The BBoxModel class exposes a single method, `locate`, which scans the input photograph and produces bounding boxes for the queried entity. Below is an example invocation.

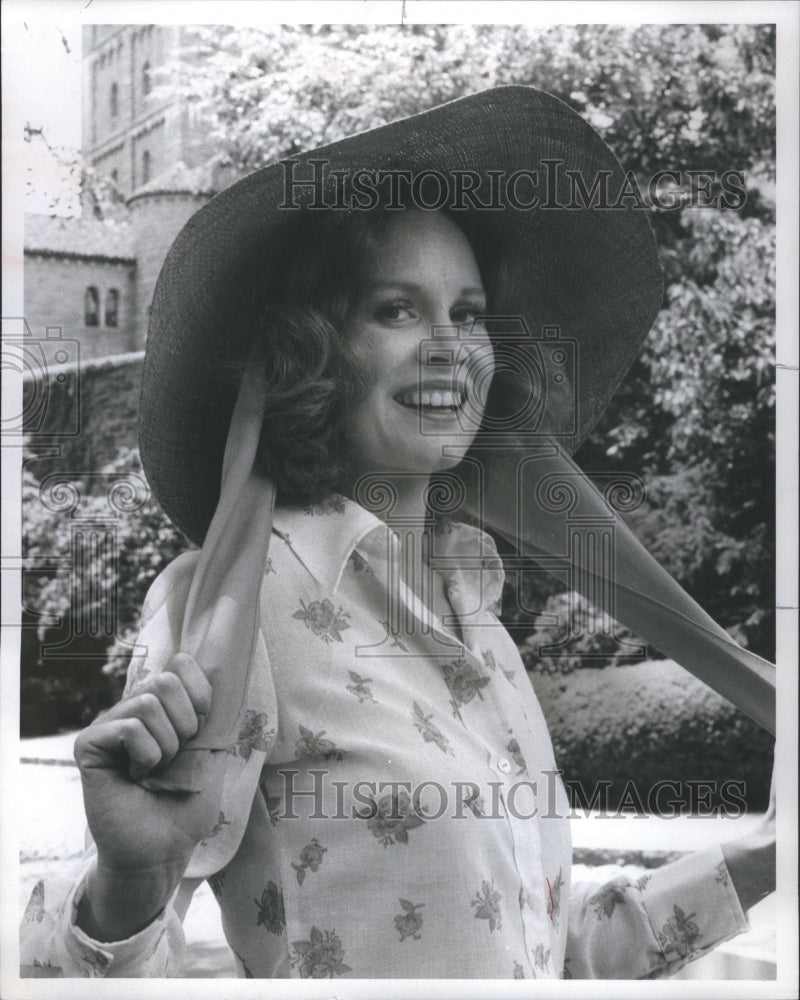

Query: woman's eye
[451,302,486,325]
[374,300,415,322]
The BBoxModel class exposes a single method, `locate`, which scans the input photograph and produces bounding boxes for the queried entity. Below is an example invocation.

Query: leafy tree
[164,24,774,186]
[24,123,128,220]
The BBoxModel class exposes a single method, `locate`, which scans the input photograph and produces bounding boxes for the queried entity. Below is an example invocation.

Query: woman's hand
[73,653,223,941]
[720,765,776,912]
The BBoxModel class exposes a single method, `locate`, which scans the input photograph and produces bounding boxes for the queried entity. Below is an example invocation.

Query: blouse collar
[271,493,505,617]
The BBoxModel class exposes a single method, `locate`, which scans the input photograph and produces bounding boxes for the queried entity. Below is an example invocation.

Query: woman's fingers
[114,660,210,738]
[75,657,212,777]
[80,692,180,770]
[104,682,191,746]
[166,652,212,727]
[75,717,164,774]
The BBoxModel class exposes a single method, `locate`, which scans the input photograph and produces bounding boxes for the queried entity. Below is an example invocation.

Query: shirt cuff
[639,843,750,977]
[59,869,175,977]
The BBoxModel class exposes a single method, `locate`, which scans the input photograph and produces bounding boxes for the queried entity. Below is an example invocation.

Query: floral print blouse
[20,496,748,978]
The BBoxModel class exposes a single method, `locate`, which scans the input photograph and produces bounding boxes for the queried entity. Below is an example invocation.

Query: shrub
[21,447,191,734]
[518,590,651,674]
[532,659,773,812]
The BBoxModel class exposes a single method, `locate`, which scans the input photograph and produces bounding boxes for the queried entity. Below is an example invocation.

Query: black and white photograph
[2,2,797,995]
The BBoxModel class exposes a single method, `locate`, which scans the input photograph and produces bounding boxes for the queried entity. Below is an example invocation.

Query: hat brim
[141,85,663,545]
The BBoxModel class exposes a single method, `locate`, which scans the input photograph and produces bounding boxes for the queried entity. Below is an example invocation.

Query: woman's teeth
[395,389,464,409]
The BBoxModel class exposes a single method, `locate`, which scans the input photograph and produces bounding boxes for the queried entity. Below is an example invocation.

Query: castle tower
[81,25,225,348]
[126,162,218,347]
[81,25,217,202]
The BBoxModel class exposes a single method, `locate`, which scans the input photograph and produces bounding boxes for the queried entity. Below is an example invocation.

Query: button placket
[381,524,562,973]
[502,776,554,979]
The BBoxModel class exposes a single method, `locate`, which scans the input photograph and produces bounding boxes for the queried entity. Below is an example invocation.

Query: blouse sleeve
[21,551,206,979]
[20,842,201,977]
[565,844,749,979]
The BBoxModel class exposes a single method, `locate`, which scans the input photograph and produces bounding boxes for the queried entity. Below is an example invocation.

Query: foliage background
[23,23,775,801]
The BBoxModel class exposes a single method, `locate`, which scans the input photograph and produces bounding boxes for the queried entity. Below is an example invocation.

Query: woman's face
[343,210,495,482]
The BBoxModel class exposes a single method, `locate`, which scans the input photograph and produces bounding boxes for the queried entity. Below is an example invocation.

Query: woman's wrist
[720,833,776,913]
[76,857,188,943]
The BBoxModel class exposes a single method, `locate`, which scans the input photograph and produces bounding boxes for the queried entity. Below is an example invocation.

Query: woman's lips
[393,387,465,410]
[392,375,469,413]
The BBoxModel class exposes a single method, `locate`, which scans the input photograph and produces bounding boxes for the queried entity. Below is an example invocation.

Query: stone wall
[24,351,145,481]
[24,254,137,361]
[24,189,213,357]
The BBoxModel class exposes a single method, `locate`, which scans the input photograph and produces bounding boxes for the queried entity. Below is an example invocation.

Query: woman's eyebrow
[366,281,486,299]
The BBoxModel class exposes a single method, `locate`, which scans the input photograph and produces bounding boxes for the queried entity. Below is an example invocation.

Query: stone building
[23,215,137,358]
[81,24,216,201]
[23,25,219,360]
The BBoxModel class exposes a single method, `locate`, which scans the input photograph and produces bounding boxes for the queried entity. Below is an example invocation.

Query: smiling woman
[341,211,494,486]
[238,206,513,510]
[20,85,775,981]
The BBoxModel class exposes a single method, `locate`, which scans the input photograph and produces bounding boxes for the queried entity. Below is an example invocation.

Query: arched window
[84,287,100,327]
[142,150,151,185]
[110,82,118,117]
[105,288,119,328]
[142,60,151,97]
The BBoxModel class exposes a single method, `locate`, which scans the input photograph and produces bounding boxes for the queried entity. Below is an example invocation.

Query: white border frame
[2,3,797,998]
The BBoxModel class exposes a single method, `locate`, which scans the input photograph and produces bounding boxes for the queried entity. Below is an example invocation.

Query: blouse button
[497,757,512,774]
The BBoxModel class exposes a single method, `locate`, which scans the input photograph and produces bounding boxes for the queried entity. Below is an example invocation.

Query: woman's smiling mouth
[393,381,466,414]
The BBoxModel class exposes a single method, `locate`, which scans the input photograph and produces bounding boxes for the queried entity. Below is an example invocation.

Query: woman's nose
[422,304,474,350]
[425,347,453,365]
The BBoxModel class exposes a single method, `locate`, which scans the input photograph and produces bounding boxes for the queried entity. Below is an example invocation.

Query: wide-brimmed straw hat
[132,86,772,838]
[141,85,663,547]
